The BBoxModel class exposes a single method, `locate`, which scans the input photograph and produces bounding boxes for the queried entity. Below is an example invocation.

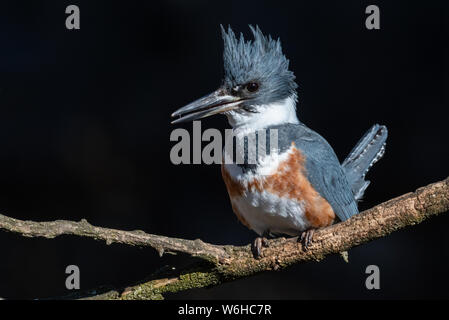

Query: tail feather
[342,124,388,200]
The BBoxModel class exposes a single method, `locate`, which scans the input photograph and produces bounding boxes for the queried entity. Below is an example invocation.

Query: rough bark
[1,177,448,300]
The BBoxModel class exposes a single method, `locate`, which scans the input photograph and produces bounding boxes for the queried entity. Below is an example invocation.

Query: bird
[171,25,388,258]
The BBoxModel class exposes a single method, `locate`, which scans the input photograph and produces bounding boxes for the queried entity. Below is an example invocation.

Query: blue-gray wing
[269,123,358,221]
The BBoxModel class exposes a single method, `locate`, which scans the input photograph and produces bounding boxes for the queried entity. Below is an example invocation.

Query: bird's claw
[252,236,269,259]
[299,229,315,251]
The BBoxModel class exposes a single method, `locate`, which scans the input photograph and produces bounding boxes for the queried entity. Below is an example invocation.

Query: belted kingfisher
[171,26,387,257]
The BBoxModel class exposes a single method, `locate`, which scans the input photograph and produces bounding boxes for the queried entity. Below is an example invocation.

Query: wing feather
[269,123,358,221]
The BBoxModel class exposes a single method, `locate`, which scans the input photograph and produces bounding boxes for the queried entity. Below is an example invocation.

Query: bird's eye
[246,82,259,93]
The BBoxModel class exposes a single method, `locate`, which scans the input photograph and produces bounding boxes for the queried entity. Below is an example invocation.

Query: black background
[0,0,447,299]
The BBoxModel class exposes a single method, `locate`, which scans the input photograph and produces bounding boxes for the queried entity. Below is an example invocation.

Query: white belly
[223,145,311,236]
[230,187,311,236]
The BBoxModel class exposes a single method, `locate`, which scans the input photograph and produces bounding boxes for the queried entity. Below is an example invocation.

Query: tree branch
[1,177,448,300]
[0,215,228,260]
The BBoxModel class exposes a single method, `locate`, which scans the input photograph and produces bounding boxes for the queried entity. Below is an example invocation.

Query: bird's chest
[221,146,335,236]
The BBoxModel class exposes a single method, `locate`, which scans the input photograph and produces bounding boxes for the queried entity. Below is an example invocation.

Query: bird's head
[172,25,299,130]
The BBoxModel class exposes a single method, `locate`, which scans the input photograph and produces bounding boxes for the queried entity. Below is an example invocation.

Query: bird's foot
[251,236,269,259]
[299,229,315,251]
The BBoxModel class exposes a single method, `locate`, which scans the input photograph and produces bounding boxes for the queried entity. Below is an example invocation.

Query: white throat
[225,94,299,134]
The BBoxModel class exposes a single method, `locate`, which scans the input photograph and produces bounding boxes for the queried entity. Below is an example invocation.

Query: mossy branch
[1,177,448,300]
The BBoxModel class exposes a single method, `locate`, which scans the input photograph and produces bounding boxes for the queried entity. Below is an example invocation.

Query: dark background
[0,0,447,299]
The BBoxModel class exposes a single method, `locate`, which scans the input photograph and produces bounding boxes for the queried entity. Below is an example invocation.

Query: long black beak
[171,88,245,124]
